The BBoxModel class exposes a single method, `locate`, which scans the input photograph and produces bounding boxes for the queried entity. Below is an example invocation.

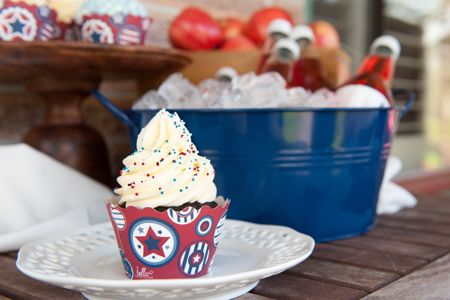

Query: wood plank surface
[286,258,399,292]
[332,236,448,260]
[367,225,450,248]
[252,273,367,300]
[381,208,450,226]
[414,196,450,215]
[312,243,427,275]
[235,294,275,300]
[379,217,450,236]
[363,253,450,299]
[0,256,83,300]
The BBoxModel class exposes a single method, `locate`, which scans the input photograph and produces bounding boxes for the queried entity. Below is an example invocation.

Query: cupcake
[48,0,83,40]
[0,0,60,41]
[107,109,229,279]
[75,0,150,45]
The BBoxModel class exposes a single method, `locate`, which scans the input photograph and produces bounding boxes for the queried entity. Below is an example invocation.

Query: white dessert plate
[17,220,314,300]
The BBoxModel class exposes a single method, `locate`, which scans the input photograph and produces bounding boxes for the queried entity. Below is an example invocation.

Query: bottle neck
[262,33,287,52]
[295,38,312,52]
[272,47,297,65]
[357,54,395,84]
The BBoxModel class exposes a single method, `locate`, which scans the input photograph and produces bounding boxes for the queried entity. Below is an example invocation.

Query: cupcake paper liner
[0,0,62,41]
[106,197,229,279]
[79,13,150,45]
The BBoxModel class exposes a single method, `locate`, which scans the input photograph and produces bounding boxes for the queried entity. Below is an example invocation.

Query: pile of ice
[132,72,390,110]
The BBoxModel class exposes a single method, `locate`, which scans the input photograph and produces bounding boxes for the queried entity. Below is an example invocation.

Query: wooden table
[2,185,450,299]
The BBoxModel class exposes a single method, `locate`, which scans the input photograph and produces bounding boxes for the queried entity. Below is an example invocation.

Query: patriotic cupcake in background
[107,109,229,279]
[0,0,60,41]
[75,0,150,45]
[48,0,83,40]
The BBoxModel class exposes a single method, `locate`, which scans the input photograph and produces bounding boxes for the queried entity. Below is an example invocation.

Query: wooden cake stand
[0,41,191,186]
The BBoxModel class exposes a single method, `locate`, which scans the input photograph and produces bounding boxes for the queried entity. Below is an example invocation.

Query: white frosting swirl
[115,109,217,208]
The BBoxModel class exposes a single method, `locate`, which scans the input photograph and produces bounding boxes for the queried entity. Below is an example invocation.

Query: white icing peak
[115,109,217,208]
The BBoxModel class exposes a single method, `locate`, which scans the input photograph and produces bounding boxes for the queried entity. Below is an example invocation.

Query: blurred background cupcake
[48,0,83,40]
[0,0,59,41]
[75,0,150,45]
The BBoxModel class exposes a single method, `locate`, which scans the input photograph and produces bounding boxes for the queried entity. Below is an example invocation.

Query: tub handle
[393,89,415,119]
[92,89,138,131]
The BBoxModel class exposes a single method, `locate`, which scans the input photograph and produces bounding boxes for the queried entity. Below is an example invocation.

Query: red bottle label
[291,58,332,92]
[357,55,394,85]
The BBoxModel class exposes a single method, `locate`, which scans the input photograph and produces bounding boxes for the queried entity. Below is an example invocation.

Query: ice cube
[303,88,334,107]
[211,85,245,108]
[334,85,390,108]
[241,72,288,108]
[198,78,230,107]
[283,87,311,107]
[157,73,206,109]
[132,90,167,110]
[235,72,257,88]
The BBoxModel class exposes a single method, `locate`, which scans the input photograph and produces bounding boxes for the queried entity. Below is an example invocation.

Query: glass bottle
[290,25,333,91]
[257,19,293,74]
[344,35,401,103]
[259,38,300,84]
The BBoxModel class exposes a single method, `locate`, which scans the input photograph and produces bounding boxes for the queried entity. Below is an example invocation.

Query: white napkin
[377,156,417,214]
[0,144,113,251]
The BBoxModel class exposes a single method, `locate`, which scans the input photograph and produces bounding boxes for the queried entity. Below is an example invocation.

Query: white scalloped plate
[17,220,314,300]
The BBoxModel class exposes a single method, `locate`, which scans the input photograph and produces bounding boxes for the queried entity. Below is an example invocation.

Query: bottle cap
[267,19,293,39]
[291,25,315,44]
[272,38,300,63]
[215,67,238,82]
[370,35,401,60]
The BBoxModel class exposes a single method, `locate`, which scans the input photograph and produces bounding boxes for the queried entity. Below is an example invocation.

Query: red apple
[221,35,257,51]
[169,7,223,50]
[218,17,245,41]
[309,20,340,48]
[243,7,294,47]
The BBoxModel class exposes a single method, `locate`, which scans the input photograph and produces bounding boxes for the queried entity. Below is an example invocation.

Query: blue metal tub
[96,91,408,242]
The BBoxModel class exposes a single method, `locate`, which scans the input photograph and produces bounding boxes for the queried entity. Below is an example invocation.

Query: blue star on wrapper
[90,31,102,43]
[136,226,170,258]
[11,19,25,34]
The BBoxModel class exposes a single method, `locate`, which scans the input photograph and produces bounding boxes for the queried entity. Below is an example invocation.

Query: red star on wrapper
[136,227,170,258]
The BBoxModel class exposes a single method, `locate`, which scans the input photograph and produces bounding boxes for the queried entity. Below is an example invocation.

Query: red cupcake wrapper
[106,198,229,279]
[56,21,78,41]
[80,14,151,45]
[0,0,62,41]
